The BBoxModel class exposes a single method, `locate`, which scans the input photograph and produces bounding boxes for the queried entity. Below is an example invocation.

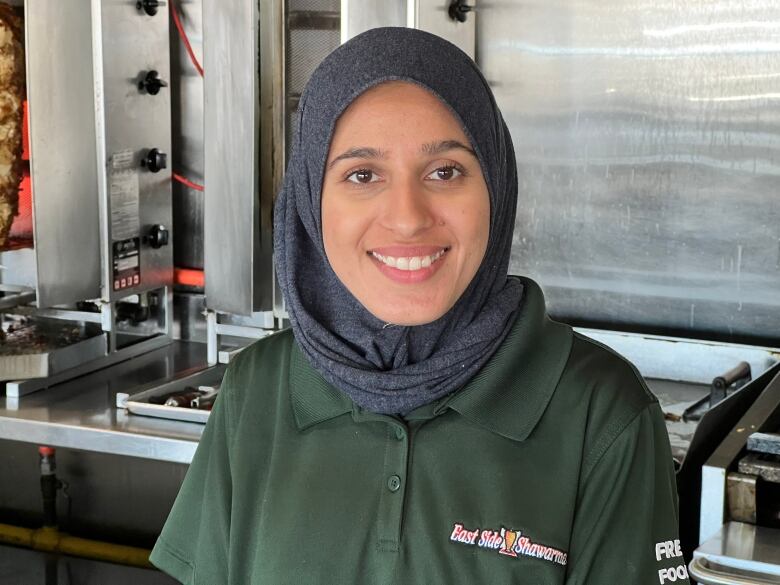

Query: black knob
[141,148,167,173]
[148,225,169,249]
[138,70,167,95]
[448,0,474,22]
[136,0,162,16]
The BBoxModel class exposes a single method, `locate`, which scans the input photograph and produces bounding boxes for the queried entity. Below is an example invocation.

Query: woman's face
[321,81,490,326]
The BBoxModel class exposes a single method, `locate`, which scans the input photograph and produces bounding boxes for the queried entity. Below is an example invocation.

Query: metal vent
[285,2,340,157]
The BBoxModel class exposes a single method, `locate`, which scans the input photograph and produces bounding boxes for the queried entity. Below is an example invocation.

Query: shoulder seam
[581,402,654,484]
[572,331,659,404]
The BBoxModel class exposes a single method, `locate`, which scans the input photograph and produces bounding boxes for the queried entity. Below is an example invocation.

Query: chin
[366,300,450,327]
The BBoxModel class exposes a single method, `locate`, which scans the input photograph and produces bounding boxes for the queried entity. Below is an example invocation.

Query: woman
[151,27,688,584]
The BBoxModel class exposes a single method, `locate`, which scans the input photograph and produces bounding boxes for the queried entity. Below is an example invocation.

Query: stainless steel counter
[0,337,705,466]
[0,342,208,464]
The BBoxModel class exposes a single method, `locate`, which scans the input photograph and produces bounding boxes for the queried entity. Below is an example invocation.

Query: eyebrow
[327,147,386,170]
[326,139,477,171]
[420,139,477,158]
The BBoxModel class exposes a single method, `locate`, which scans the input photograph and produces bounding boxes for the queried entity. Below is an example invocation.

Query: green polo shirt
[151,278,689,585]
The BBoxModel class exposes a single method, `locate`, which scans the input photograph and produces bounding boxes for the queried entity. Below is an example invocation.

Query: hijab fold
[274,27,523,414]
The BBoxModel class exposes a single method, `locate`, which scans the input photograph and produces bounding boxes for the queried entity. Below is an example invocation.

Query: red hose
[170,0,203,77]
[173,172,204,192]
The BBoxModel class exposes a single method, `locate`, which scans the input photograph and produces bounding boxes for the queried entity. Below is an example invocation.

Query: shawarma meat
[0,4,24,248]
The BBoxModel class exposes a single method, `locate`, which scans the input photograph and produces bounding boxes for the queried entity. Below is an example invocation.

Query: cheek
[321,192,346,268]
[321,191,371,272]
[456,197,490,266]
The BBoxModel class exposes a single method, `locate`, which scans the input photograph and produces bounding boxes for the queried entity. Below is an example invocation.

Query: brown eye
[347,169,377,184]
[426,165,463,182]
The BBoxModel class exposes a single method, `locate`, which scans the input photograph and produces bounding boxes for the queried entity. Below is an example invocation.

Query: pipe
[0,446,153,569]
[0,523,153,568]
[39,446,57,527]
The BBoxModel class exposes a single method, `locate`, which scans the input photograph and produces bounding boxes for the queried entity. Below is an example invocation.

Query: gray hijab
[274,27,523,415]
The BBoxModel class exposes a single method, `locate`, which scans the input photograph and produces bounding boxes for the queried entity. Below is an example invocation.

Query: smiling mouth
[369,248,450,271]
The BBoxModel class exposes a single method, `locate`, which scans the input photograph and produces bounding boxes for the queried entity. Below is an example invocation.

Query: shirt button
[387,475,402,492]
[394,427,405,440]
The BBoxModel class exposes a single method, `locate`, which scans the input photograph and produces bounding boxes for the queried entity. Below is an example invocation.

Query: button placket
[377,423,408,553]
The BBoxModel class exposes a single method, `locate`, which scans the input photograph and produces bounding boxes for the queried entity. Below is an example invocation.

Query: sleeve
[149,384,234,585]
[564,402,690,585]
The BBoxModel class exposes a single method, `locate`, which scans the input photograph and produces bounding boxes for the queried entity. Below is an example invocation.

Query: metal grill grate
[285,4,340,157]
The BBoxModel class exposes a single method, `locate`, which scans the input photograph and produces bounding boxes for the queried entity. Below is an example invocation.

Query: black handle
[138,70,168,95]
[136,0,165,16]
[141,148,167,173]
[710,361,752,404]
[148,224,170,249]
[449,0,474,23]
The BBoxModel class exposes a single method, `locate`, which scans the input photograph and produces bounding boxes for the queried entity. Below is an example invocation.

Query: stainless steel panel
[0,440,188,550]
[203,0,269,314]
[173,291,207,341]
[95,0,173,300]
[0,247,35,289]
[170,0,204,270]
[25,0,101,307]
[476,0,780,345]
[0,341,206,463]
[341,0,405,42]
[692,522,780,583]
[580,328,779,384]
[412,0,475,59]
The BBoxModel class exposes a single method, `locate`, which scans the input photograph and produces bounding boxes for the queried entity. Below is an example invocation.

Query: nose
[379,177,435,237]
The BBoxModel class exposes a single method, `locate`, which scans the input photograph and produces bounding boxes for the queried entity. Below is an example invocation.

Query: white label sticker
[111,149,135,170]
[110,170,140,241]
[116,256,139,272]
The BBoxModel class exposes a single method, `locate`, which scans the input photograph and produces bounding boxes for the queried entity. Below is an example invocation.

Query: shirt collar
[289,277,573,441]
[437,277,573,441]
[289,344,353,430]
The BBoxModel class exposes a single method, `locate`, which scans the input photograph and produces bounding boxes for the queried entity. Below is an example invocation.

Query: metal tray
[119,364,227,424]
[0,327,107,381]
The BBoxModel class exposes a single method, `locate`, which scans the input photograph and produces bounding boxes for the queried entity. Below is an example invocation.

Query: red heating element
[9,99,32,241]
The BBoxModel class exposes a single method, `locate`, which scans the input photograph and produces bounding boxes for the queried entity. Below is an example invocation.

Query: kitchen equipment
[0,0,174,396]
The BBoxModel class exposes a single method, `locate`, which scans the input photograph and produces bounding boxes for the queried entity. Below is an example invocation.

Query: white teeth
[371,249,447,271]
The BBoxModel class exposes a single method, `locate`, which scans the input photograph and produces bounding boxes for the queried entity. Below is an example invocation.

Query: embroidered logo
[449,523,568,567]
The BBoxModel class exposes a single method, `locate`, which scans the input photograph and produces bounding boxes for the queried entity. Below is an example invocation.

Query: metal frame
[699,368,780,543]
[205,310,276,365]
